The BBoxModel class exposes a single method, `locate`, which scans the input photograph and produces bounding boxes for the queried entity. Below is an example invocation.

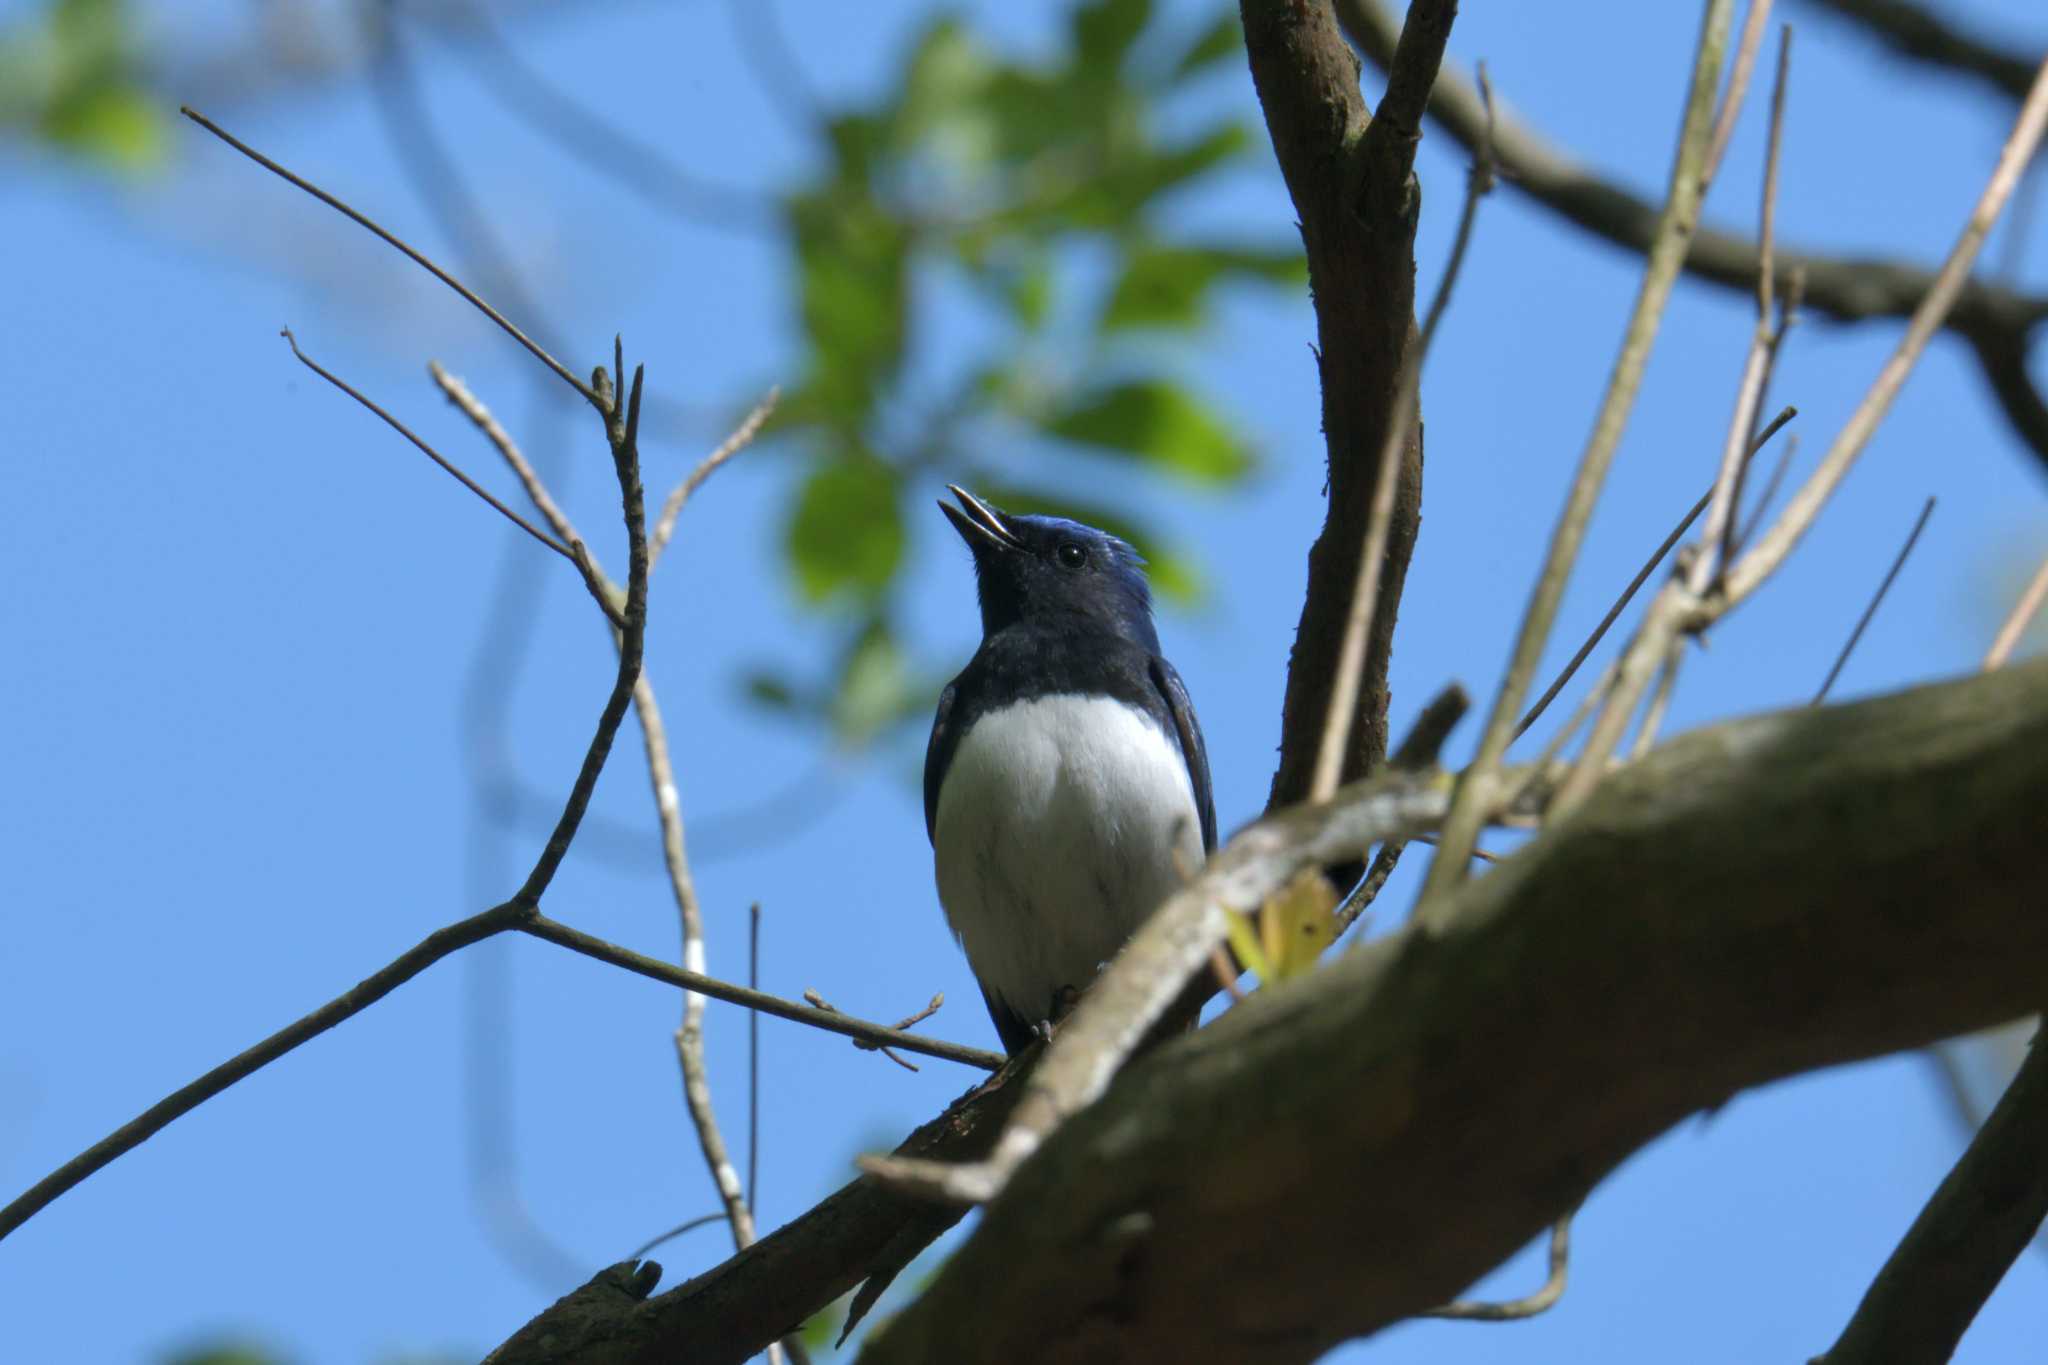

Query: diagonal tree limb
[482,1057,1036,1365]
[1334,0,2048,477]
[863,659,2048,1365]
[1811,548,2048,1364]
[1813,1028,2048,1365]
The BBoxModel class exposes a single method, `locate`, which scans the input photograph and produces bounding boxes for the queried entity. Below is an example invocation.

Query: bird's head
[939,485,1158,646]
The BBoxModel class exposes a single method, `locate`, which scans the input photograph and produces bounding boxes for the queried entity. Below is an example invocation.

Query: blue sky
[2,1,2045,1361]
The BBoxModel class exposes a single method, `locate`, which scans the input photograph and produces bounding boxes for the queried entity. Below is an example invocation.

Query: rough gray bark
[862,659,2048,1363]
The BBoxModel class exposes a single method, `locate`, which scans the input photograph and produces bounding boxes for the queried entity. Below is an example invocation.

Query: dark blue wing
[1149,656,1217,853]
[922,679,959,842]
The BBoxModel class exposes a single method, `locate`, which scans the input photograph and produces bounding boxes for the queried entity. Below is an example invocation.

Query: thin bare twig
[1732,431,1798,557]
[518,918,999,1068]
[1813,496,1936,704]
[1704,0,1777,185]
[0,902,525,1243]
[1209,945,1250,1002]
[1,344,657,1244]
[1984,551,2048,669]
[1725,58,2048,603]
[1337,0,2048,477]
[1529,656,1620,776]
[650,388,779,571]
[1423,1210,1576,1320]
[1333,840,1405,938]
[748,903,762,1234]
[443,360,772,1258]
[652,673,756,1254]
[281,331,571,562]
[1687,25,1795,596]
[1422,0,1740,912]
[1628,640,1684,762]
[1514,484,1710,742]
[629,1211,728,1261]
[429,361,626,628]
[181,106,599,408]
[803,990,947,1072]
[1310,63,1497,801]
[1556,55,2048,813]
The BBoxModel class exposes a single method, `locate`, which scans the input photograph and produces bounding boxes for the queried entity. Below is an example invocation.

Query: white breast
[933,693,1204,1030]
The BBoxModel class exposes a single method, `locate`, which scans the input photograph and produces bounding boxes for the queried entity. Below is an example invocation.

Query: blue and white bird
[924,486,1217,1054]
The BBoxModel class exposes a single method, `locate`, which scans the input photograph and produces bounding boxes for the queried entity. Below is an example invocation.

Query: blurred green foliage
[761,0,1299,747]
[163,1348,285,1365]
[2,0,1294,751]
[0,0,164,170]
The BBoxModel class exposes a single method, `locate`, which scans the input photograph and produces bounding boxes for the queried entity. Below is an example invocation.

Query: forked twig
[1,340,655,1244]
[1555,55,2048,813]
[432,361,779,1257]
[283,331,573,564]
[1687,25,1795,596]
[1422,0,1741,909]
[804,990,947,1072]
[1724,60,2048,604]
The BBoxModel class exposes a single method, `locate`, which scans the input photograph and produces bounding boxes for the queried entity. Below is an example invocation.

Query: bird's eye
[1056,542,1087,569]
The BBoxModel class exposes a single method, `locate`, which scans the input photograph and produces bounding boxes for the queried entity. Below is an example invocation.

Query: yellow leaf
[1222,906,1271,985]
[1259,869,1337,981]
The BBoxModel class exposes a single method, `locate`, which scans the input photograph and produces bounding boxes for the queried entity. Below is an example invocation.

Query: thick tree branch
[1243,0,1454,812]
[863,660,2048,1364]
[1335,0,2048,477]
[1814,1028,2048,1365]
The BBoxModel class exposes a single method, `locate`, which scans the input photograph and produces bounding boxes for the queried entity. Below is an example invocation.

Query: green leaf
[1100,243,1303,332]
[1101,246,1217,332]
[42,78,161,169]
[1002,253,1054,330]
[786,455,904,602]
[799,1297,847,1351]
[787,187,910,429]
[897,17,991,141]
[1134,120,1251,200]
[829,620,911,745]
[1072,0,1153,76]
[1,0,166,171]
[741,671,802,710]
[1169,12,1244,79]
[1043,380,1252,484]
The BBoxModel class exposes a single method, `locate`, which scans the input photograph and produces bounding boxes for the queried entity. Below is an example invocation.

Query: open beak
[939,484,1022,554]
